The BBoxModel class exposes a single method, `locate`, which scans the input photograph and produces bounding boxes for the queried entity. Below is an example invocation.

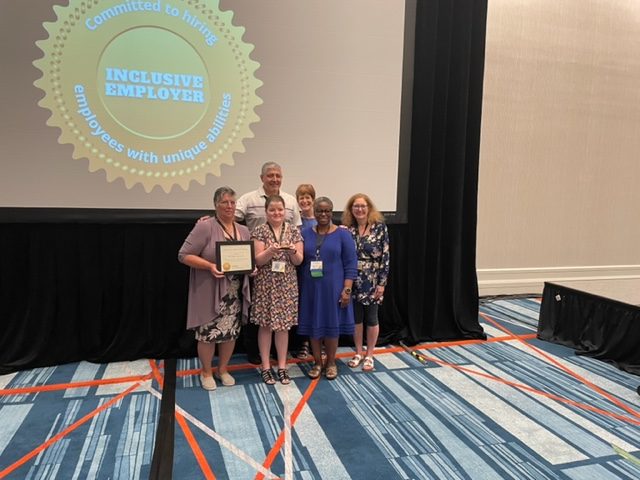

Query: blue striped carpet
[1,298,639,479]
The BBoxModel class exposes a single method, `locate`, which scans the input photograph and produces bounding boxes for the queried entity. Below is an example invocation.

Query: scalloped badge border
[33,0,262,192]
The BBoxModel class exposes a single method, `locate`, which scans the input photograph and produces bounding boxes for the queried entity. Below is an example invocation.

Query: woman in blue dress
[342,193,390,373]
[298,197,357,380]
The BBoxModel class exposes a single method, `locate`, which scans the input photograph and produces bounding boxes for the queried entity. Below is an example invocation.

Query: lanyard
[216,218,238,241]
[268,222,286,244]
[315,229,328,259]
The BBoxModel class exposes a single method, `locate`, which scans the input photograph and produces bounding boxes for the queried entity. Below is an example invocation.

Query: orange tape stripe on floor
[176,412,216,480]
[479,312,640,419]
[175,334,533,379]
[353,334,538,358]
[255,378,320,480]
[0,374,152,396]
[0,380,145,479]
[411,349,640,426]
[155,359,217,479]
[148,359,164,386]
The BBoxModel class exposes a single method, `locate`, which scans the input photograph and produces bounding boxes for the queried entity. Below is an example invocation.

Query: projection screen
[0,0,414,221]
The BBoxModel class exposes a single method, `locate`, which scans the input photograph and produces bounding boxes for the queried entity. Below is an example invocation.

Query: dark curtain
[401,0,487,341]
[0,0,488,373]
[0,223,195,374]
[538,283,640,375]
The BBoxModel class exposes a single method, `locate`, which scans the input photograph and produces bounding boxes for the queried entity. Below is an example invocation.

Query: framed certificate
[216,240,255,274]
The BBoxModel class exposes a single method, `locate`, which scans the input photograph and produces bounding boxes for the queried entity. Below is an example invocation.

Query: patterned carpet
[1,298,639,479]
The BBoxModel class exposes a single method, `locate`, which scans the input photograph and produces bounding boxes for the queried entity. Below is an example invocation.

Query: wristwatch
[343,287,352,294]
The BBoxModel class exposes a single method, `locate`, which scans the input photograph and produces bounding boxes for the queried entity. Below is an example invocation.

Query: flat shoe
[200,374,217,391]
[325,364,338,380]
[216,371,235,386]
[348,354,363,368]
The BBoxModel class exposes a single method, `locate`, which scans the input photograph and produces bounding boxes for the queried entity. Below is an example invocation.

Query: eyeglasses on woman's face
[352,204,368,210]
[314,208,332,215]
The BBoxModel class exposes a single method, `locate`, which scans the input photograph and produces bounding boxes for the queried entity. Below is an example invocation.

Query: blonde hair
[341,193,384,227]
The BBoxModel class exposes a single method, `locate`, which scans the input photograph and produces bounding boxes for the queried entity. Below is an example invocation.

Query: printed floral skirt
[194,276,242,344]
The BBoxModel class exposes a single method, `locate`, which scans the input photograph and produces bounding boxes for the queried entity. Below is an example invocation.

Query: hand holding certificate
[216,240,255,274]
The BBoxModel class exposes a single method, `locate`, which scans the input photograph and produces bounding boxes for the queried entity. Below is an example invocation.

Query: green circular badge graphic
[34,0,262,192]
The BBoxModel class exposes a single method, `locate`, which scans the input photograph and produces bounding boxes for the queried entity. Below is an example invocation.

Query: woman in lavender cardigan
[178,186,251,391]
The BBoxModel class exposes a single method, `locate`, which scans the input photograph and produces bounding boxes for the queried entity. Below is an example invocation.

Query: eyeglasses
[352,204,368,209]
[315,209,332,215]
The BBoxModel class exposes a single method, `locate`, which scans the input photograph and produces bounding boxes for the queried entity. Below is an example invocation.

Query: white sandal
[362,356,375,372]
[348,354,363,368]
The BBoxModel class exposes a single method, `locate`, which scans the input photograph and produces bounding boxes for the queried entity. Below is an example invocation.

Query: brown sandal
[261,369,276,385]
[296,342,310,359]
[325,364,338,380]
[308,363,322,379]
[277,368,291,385]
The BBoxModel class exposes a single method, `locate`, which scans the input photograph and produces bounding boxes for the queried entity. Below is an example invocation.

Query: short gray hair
[314,196,333,210]
[261,162,282,175]
[213,186,235,205]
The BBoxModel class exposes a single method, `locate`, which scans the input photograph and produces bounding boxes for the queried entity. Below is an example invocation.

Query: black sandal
[261,369,275,385]
[296,342,310,359]
[277,368,291,385]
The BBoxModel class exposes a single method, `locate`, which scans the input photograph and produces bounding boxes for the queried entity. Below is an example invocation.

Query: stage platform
[538,282,640,375]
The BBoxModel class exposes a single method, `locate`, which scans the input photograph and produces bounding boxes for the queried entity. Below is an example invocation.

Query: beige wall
[477,0,640,303]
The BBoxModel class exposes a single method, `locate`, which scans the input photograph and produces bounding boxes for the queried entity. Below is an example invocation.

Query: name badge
[272,261,286,273]
[310,260,323,278]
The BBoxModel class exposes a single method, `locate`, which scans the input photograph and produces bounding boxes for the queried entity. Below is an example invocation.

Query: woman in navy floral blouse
[341,193,390,372]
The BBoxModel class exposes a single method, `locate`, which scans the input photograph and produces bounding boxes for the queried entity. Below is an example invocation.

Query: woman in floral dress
[251,195,304,384]
[342,193,390,373]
